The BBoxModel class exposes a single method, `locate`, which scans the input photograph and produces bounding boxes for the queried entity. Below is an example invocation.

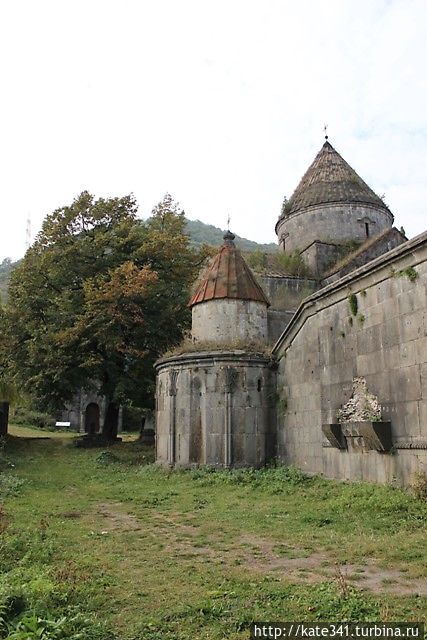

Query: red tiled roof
[189,231,270,308]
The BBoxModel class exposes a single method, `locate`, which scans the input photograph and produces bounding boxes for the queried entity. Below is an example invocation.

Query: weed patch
[189,465,308,492]
[412,471,427,501]
[95,451,121,466]
[0,474,26,498]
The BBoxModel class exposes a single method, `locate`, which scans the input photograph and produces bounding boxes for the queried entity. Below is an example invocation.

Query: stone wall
[58,390,107,432]
[323,228,407,284]
[301,242,343,277]
[267,309,295,345]
[256,275,319,344]
[192,299,268,345]
[58,391,123,434]
[258,275,318,312]
[155,351,276,468]
[276,202,393,255]
[273,231,427,485]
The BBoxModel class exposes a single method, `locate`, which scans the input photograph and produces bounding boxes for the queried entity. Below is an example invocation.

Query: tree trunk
[0,402,10,437]
[138,415,146,440]
[103,402,119,440]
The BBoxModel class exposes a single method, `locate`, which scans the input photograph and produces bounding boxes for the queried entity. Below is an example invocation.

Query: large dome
[278,140,391,221]
[275,140,394,258]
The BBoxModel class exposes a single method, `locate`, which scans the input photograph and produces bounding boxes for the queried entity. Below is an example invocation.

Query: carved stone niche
[322,421,392,452]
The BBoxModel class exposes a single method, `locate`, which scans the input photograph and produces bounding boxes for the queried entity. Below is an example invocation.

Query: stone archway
[84,403,100,435]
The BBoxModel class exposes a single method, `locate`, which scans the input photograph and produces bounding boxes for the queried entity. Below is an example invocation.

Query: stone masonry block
[380,317,401,349]
[397,287,426,315]
[383,345,400,370]
[363,374,391,406]
[356,352,385,376]
[389,366,421,403]
[399,341,417,367]
[414,336,427,364]
[400,311,424,343]
[363,304,385,329]
[420,364,427,399]
[417,401,427,437]
[403,401,420,438]
[356,325,382,356]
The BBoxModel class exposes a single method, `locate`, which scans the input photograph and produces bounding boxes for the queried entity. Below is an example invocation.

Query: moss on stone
[162,338,272,359]
[348,293,358,316]
[393,266,419,283]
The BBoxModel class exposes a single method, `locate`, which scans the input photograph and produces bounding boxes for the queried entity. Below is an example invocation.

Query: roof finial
[223,215,235,246]
[324,123,328,140]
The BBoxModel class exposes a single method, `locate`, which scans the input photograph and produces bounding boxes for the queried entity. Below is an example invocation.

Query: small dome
[189,231,270,308]
[280,141,391,219]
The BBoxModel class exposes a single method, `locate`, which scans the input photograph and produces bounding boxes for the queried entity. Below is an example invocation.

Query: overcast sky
[1,0,426,260]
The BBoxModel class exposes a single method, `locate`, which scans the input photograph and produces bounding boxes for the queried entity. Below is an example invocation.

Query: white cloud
[0,0,426,258]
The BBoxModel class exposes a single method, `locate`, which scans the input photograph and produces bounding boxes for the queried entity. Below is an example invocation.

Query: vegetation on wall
[277,395,288,413]
[357,313,365,326]
[246,249,312,277]
[392,266,419,283]
[163,337,272,358]
[346,294,366,329]
[279,196,293,218]
[348,293,358,317]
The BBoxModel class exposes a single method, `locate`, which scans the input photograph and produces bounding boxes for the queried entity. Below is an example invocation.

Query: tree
[0,258,15,303]
[0,304,19,436]
[6,192,205,437]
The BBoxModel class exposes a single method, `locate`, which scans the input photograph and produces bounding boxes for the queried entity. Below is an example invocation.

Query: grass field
[0,426,426,639]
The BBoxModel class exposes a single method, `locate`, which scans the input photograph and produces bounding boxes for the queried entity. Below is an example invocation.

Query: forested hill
[0,221,276,301]
[184,219,278,252]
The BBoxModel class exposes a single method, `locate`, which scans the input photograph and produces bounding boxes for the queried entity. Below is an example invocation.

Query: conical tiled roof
[282,141,390,217]
[189,231,270,308]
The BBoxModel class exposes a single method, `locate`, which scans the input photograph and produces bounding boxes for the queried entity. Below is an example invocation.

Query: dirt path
[88,503,427,597]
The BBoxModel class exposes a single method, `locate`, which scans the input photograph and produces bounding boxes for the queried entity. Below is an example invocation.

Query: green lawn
[7,425,78,439]
[0,426,426,639]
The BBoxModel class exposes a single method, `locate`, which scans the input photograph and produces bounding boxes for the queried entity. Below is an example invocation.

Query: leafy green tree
[6,192,205,436]
[0,304,19,436]
[0,258,15,303]
[272,250,311,277]
[246,249,268,271]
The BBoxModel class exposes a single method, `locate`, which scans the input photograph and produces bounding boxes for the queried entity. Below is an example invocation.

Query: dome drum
[277,201,394,255]
[192,298,268,344]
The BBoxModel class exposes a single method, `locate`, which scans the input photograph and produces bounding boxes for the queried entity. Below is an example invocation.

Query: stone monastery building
[155,139,427,486]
